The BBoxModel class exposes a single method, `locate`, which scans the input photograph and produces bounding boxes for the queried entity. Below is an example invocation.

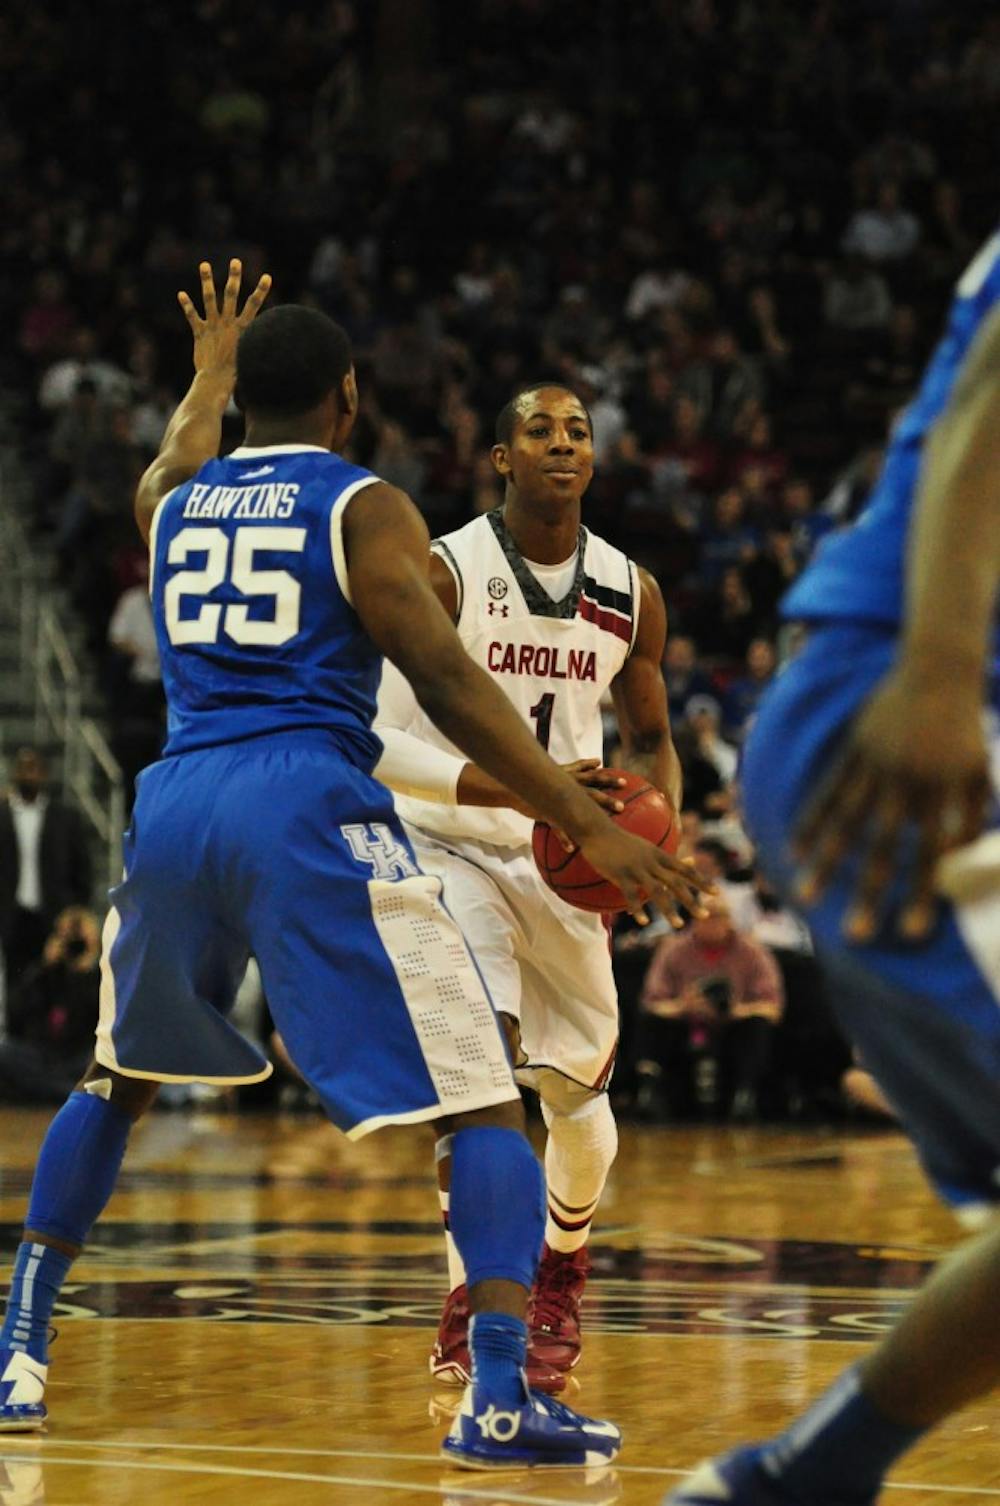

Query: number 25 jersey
[389,508,640,850]
[150,443,382,764]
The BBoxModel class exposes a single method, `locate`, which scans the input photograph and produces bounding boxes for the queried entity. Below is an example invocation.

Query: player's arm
[610,569,684,811]
[345,485,708,921]
[797,303,1000,939]
[134,260,271,544]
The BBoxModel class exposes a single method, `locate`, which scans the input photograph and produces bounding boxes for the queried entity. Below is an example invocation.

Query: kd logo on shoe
[474,1403,521,1442]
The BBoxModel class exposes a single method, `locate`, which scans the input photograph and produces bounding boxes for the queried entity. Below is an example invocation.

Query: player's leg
[528,1082,618,1386]
[1,752,265,1432]
[436,1093,622,1469]
[246,768,620,1468]
[666,627,1000,1504]
[0,1062,158,1430]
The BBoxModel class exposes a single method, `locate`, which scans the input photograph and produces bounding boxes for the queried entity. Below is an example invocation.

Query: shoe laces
[532,1260,586,1331]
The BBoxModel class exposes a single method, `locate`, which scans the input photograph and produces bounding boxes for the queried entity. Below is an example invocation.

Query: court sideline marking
[6,1437,999,1496]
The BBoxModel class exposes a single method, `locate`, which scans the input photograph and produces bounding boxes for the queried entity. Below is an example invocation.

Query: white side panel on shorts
[360,875,517,1133]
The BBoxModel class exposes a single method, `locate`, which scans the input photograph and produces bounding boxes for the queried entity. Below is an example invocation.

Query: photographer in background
[634,896,783,1123]
[0,907,100,1104]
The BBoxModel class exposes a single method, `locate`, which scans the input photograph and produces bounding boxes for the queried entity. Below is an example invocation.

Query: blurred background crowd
[1,0,988,1121]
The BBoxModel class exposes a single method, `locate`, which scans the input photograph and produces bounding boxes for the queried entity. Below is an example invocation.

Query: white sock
[435,1134,467,1291]
[542,1095,618,1254]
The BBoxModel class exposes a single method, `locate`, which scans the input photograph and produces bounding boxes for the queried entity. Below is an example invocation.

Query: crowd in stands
[1,0,988,1118]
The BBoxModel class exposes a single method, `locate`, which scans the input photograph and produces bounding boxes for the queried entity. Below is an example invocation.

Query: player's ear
[491,443,511,479]
[341,367,359,417]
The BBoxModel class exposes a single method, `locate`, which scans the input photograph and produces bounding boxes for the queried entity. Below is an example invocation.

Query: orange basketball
[532,772,680,913]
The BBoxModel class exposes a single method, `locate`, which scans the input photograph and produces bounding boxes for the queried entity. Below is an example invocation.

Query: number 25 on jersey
[163,526,306,647]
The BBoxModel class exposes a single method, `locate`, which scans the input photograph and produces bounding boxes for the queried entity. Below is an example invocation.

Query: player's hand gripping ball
[533,771,680,912]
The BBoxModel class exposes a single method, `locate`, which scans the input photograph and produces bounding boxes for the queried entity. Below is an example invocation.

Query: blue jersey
[150,444,383,763]
[784,231,1000,628]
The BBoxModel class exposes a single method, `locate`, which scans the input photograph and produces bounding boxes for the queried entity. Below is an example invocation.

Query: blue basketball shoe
[664,1445,876,1506]
[0,1350,47,1431]
[442,1379,621,1470]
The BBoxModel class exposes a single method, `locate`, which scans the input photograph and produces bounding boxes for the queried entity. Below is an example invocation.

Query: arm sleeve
[373,661,467,804]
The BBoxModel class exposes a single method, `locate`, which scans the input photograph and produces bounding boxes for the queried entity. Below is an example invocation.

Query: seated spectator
[679,329,765,441]
[627,364,676,455]
[38,328,132,413]
[842,181,921,264]
[742,527,801,624]
[107,562,165,797]
[823,256,893,333]
[650,394,722,496]
[634,897,784,1122]
[697,489,759,584]
[726,413,789,501]
[694,565,761,662]
[662,634,714,724]
[0,906,100,1105]
[684,696,738,786]
[779,477,834,557]
[723,636,777,740]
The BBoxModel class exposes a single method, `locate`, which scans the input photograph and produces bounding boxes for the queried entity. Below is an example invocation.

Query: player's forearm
[407,653,605,843]
[153,370,233,480]
[901,352,1000,685]
[622,729,683,811]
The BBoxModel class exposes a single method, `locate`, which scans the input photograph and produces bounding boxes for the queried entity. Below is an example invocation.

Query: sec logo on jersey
[487,577,508,600]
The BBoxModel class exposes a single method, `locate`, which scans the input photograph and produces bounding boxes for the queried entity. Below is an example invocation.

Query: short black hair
[235,305,353,419]
[494,382,593,445]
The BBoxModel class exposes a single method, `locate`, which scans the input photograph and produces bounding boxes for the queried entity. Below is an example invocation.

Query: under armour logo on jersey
[340,823,419,881]
[487,602,510,616]
[474,1403,521,1442]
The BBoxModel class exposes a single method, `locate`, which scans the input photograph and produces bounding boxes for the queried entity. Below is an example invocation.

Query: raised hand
[794,665,992,941]
[177,258,272,380]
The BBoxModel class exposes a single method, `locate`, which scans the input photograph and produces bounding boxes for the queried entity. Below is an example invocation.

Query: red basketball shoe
[429,1283,567,1394]
[528,1244,591,1381]
[430,1284,471,1386]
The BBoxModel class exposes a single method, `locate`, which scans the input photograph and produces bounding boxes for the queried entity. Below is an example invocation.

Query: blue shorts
[95,731,517,1137]
[742,625,1000,1219]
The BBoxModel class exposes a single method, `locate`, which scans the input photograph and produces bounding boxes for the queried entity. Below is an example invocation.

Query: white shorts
[404,826,619,1101]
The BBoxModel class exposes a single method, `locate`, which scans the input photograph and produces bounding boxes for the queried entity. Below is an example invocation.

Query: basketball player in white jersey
[374,383,682,1392]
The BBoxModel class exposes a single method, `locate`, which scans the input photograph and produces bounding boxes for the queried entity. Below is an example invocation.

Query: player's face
[495,389,594,505]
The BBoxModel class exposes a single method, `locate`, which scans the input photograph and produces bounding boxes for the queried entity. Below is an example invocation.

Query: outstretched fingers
[238,271,273,327]
[199,260,218,319]
[221,258,243,319]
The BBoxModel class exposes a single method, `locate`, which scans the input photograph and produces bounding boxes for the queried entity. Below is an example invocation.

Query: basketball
[532,772,680,913]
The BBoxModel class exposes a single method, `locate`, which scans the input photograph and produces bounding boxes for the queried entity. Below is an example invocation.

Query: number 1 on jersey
[530,692,555,751]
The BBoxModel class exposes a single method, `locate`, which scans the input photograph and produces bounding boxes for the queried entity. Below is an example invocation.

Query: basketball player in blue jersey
[0,261,707,1469]
[666,239,1000,1503]
[373,382,682,1394]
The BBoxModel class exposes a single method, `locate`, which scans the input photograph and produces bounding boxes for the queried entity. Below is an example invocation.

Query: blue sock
[469,1312,527,1407]
[0,1243,72,1365]
[1,1091,132,1364]
[760,1366,925,1505]
[449,1126,545,1289]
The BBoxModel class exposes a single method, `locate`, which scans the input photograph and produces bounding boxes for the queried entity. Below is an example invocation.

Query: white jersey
[385,508,640,848]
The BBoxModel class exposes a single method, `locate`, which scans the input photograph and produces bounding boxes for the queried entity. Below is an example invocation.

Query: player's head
[491,383,594,510]
[235,305,358,450]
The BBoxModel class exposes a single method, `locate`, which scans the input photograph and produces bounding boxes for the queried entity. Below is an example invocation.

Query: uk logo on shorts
[340,823,419,881]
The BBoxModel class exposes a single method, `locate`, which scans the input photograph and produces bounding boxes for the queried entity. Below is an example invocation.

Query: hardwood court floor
[0,1107,997,1505]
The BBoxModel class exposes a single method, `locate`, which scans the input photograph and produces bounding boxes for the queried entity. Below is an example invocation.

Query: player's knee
[77,1063,159,1121]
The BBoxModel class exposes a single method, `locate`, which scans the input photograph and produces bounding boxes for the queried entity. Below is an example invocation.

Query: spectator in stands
[0,906,100,1104]
[842,180,921,264]
[107,561,165,798]
[779,477,835,557]
[723,636,778,740]
[0,749,92,994]
[662,635,714,724]
[823,256,893,332]
[634,896,784,1123]
[694,565,761,662]
[697,488,759,584]
[684,696,738,786]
